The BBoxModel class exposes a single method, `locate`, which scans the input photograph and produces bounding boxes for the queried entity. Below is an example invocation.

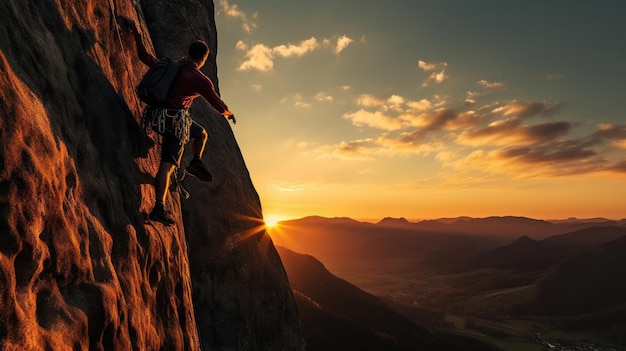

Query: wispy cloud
[219,0,257,33]
[418,60,448,86]
[343,110,404,131]
[281,93,312,108]
[333,35,354,54]
[315,92,334,102]
[466,80,506,103]
[492,100,562,119]
[236,35,357,72]
[457,120,572,147]
[273,37,320,57]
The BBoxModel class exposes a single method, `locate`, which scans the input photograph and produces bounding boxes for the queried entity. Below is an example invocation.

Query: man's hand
[116,16,137,33]
[116,16,141,42]
[223,110,236,124]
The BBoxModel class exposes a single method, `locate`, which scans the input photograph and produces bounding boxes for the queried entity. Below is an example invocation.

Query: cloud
[609,159,626,173]
[273,37,320,57]
[447,123,626,178]
[466,80,506,102]
[406,99,434,112]
[492,100,562,119]
[313,139,378,160]
[334,35,354,54]
[418,60,448,86]
[323,35,356,54]
[236,37,319,71]
[285,93,312,108]
[591,123,626,143]
[310,77,625,178]
[458,120,572,147]
[236,42,274,71]
[418,60,439,71]
[312,135,443,160]
[356,94,405,112]
[219,0,257,32]
[315,92,334,102]
[446,143,606,179]
[401,108,458,132]
[423,70,448,86]
[236,35,358,71]
[343,110,404,131]
[477,80,505,89]
[378,133,444,155]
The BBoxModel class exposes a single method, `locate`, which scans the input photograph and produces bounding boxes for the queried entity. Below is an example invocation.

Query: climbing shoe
[186,157,212,182]
[149,203,175,226]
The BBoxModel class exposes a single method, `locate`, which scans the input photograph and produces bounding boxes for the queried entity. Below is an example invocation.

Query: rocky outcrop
[0,0,304,350]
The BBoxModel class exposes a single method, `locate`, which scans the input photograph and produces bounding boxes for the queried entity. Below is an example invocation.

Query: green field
[460,284,540,314]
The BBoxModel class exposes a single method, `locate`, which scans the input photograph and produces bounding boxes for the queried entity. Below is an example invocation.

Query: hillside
[518,235,626,317]
[0,0,303,350]
[276,246,500,351]
[466,226,626,273]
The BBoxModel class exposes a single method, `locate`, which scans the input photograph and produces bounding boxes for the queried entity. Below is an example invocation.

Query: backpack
[136,57,180,106]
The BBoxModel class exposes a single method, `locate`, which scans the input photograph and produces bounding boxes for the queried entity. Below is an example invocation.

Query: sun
[264,215,282,229]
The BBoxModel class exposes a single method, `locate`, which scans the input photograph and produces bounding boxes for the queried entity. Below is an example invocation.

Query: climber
[125,19,236,226]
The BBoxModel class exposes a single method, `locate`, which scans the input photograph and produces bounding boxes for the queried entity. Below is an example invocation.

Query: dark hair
[188,40,209,60]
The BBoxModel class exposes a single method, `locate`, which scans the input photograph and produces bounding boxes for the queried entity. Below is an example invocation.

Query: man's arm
[118,17,156,67]
[196,74,235,123]
[131,29,157,67]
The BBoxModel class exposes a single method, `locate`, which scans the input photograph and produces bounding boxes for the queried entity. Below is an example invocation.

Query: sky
[213,0,626,221]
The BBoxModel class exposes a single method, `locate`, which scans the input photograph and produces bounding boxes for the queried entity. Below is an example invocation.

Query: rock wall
[0,0,304,350]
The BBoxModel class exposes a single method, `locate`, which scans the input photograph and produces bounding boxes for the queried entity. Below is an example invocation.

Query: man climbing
[127,22,235,226]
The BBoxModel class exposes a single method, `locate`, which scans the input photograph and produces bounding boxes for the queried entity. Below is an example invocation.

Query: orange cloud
[492,100,561,119]
[342,109,404,131]
[418,60,448,86]
[458,120,571,147]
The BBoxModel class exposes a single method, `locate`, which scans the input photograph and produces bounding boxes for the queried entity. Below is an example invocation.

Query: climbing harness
[141,107,192,144]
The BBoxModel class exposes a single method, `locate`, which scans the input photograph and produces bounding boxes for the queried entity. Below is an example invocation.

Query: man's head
[188,40,209,68]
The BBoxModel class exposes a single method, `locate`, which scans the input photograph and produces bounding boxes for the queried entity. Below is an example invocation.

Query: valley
[271,216,626,350]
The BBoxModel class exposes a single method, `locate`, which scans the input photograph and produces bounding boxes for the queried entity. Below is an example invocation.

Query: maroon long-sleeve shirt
[135,37,229,112]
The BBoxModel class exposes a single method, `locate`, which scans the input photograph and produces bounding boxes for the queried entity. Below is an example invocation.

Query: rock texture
[0,0,304,350]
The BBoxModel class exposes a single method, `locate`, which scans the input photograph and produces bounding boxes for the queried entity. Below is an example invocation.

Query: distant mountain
[517,235,626,317]
[465,226,626,273]
[377,217,411,226]
[276,246,500,351]
[272,216,625,274]
[411,216,625,240]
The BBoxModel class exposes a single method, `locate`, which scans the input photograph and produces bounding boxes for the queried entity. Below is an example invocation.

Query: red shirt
[136,39,229,112]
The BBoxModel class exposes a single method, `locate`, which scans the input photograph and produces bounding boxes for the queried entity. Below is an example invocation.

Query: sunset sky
[213,0,626,221]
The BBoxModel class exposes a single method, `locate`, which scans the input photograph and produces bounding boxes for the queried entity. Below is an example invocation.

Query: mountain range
[271,215,626,348]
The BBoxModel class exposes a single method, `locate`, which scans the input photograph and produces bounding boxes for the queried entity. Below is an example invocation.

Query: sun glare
[264,215,282,228]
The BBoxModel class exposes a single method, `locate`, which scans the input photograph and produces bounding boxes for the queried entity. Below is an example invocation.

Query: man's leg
[191,128,208,158]
[186,122,212,181]
[155,161,176,205]
[149,132,182,225]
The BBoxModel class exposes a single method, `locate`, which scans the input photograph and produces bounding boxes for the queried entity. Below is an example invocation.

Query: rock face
[0,0,304,350]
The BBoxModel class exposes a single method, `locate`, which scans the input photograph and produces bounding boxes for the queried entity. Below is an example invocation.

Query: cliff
[0,0,304,350]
